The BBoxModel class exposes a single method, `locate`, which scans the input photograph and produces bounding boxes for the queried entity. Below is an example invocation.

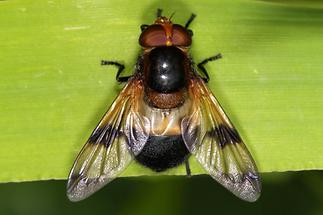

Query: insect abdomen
[135,135,190,172]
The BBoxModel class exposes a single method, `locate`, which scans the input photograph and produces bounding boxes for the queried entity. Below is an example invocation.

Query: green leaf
[1,0,323,182]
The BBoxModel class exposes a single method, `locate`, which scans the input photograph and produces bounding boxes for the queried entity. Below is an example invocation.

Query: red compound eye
[139,23,192,47]
[172,24,192,46]
[139,25,167,47]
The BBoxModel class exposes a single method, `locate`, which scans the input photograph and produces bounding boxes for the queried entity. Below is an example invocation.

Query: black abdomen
[135,135,190,172]
[147,46,186,93]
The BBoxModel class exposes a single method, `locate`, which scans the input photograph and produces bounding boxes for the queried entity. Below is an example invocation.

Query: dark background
[1,171,322,215]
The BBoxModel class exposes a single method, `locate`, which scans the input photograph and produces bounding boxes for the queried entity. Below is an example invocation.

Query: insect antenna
[169,11,176,21]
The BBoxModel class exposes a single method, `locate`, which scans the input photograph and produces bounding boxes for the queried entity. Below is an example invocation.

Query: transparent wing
[182,78,261,202]
[67,78,149,202]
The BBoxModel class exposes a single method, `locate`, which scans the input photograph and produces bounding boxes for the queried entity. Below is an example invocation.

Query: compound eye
[172,24,192,46]
[139,25,167,47]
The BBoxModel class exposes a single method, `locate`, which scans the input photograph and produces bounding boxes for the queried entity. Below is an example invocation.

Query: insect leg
[157,8,163,18]
[140,24,148,32]
[197,53,222,83]
[185,158,191,177]
[185,13,196,29]
[101,60,131,83]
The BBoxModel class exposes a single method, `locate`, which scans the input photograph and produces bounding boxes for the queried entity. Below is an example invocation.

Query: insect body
[67,9,261,202]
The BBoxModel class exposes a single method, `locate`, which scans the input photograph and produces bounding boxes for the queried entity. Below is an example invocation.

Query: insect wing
[67,78,149,201]
[182,78,261,202]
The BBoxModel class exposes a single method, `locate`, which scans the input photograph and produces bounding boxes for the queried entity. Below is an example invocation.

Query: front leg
[197,53,222,83]
[101,60,132,83]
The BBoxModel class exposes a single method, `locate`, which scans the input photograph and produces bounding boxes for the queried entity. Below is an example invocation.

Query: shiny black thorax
[135,46,190,172]
[146,46,187,93]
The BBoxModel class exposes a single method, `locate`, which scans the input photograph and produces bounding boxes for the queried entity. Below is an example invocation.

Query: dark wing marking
[67,78,149,201]
[181,78,261,202]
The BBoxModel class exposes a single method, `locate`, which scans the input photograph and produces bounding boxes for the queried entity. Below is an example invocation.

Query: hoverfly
[67,9,261,202]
